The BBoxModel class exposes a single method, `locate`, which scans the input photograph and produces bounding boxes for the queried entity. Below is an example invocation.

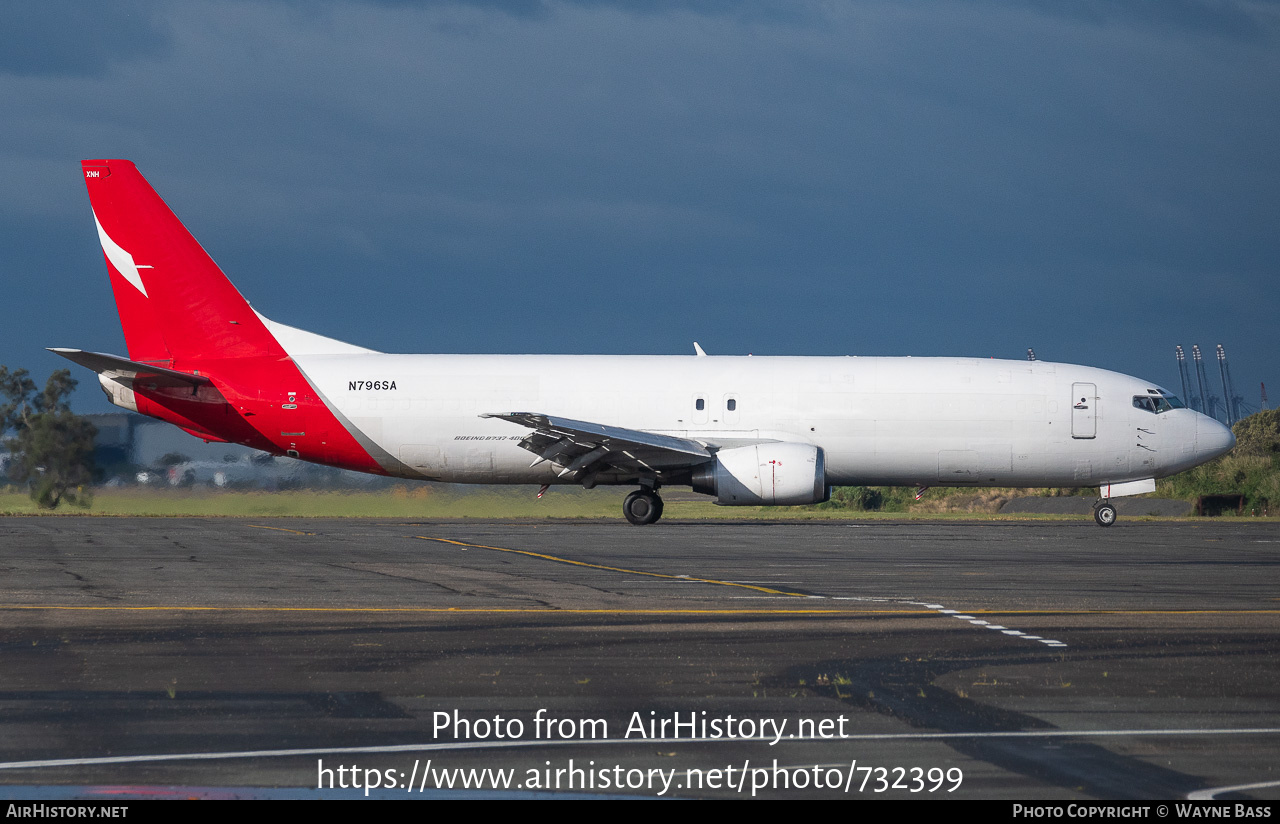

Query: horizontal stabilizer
[48,348,211,388]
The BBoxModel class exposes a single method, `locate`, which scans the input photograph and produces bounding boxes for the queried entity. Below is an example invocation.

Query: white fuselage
[293,354,1228,489]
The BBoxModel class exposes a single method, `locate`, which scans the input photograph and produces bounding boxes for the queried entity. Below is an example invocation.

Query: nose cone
[1198,415,1236,462]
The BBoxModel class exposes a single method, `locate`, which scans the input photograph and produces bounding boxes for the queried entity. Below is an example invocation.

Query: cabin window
[726,399,736,412]
[695,398,705,411]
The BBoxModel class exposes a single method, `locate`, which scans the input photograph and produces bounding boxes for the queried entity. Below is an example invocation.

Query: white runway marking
[3,729,1278,773]
[927,603,1068,647]
[826,597,1068,646]
[1186,779,1280,800]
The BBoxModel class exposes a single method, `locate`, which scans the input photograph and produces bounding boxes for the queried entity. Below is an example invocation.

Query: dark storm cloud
[0,1,171,77]
[344,0,791,21]
[0,0,1276,410]
[998,0,1274,41]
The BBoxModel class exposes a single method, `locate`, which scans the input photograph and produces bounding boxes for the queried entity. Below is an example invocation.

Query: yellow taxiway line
[411,534,811,597]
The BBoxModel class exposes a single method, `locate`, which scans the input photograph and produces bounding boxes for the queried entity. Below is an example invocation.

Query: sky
[2,0,1276,415]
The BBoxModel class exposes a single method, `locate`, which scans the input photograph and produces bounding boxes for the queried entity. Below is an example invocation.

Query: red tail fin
[81,160,282,363]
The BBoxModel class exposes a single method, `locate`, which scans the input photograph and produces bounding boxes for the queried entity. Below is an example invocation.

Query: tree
[0,367,97,508]
[1232,409,1280,458]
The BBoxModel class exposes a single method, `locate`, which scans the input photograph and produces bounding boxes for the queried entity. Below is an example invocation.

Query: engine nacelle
[691,443,830,506]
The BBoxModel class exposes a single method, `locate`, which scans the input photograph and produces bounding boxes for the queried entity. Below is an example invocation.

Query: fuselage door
[1071,383,1097,439]
[723,393,740,425]
[692,395,709,425]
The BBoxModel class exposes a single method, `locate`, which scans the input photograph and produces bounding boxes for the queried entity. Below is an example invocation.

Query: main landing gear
[1093,499,1117,527]
[623,488,664,525]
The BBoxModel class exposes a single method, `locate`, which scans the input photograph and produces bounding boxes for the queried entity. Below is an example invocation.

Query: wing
[481,412,713,480]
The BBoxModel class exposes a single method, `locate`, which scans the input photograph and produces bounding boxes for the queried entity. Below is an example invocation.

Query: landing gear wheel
[623,490,663,525]
[1093,501,1117,527]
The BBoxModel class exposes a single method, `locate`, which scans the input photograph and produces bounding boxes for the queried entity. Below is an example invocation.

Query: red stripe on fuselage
[134,355,385,474]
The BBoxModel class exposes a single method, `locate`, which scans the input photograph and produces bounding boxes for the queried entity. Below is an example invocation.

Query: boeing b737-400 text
[55,159,1235,525]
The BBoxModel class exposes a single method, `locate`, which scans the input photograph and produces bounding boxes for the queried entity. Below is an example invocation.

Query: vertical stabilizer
[81,160,282,363]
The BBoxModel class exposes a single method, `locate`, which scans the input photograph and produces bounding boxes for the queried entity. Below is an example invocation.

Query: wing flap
[482,412,712,478]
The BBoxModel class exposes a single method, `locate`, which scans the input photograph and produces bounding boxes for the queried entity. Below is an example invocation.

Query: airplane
[54,159,1236,527]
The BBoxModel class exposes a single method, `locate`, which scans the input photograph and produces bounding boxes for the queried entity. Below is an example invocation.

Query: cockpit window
[1133,394,1184,414]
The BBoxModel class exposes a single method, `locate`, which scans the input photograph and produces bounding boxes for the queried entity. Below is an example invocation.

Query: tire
[1094,502,1117,527]
[623,490,662,525]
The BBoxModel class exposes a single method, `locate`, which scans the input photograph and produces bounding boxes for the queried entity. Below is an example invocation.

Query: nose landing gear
[623,488,664,525]
[1093,499,1117,527]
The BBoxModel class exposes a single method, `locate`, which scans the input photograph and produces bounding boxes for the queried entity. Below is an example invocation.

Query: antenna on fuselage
[1026,348,1036,361]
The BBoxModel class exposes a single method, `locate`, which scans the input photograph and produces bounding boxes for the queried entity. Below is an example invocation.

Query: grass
[0,485,626,519]
[2,483,1269,521]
